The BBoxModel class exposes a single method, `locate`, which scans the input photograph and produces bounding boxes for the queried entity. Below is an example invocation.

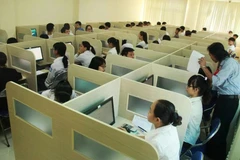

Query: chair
[0,97,10,147]
[201,104,216,136]
[191,151,204,160]
[181,118,221,157]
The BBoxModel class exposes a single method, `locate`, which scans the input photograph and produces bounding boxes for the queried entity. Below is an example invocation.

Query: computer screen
[84,97,115,125]
[31,28,37,37]
[66,41,72,45]
[101,40,109,48]
[26,46,43,61]
[142,75,154,86]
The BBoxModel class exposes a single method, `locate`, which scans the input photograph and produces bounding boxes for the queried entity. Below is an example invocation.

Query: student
[61,27,70,35]
[85,25,93,32]
[143,21,148,26]
[121,47,135,59]
[227,37,236,57]
[137,22,143,27]
[202,27,207,31]
[162,22,167,25]
[40,34,49,39]
[228,31,233,37]
[233,34,238,47]
[107,37,120,55]
[45,42,68,89]
[160,26,170,36]
[180,26,185,36]
[75,21,84,31]
[192,30,197,34]
[147,22,151,26]
[174,28,181,38]
[157,22,161,25]
[137,31,148,49]
[99,25,105,29]
[64,23,74,35]
[162,35,171,41]
[74,41,95,67]
[126,24,131,28]
[152,40,159,44]
[46,23,54,38]
[183,75,211,150]
[7,37,18,44]
[131,22,135,27]
[105,22,111,29]
[42,80,76,103]
[120,99,182,160]
[185,30,192,37]
[199,42,240,160]
[89,56,106,72]
[0,52,22,99]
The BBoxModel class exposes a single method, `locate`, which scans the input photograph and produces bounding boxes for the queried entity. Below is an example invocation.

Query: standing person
[198,42,240,160]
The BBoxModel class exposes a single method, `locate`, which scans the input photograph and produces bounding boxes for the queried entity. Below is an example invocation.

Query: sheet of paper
[36,70,44,75]
[132,115,153,132]
[187,50,205,74]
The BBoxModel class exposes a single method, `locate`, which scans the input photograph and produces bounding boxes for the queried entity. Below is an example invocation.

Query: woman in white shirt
[89,56,106,72]
[137,31,148,49]
[74,41,96,67]
[107,37,120,55]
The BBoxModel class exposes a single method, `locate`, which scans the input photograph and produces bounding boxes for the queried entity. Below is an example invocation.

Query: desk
[36,69,49,76]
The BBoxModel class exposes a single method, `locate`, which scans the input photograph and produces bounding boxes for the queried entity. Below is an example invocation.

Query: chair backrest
[48,69,68,89]
[202,118,221,145]
[192,151,204,160]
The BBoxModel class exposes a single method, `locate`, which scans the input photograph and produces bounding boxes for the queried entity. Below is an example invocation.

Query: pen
[138,126,147,132]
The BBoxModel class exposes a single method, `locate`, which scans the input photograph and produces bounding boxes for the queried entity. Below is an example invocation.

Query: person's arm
[199,57,213,82]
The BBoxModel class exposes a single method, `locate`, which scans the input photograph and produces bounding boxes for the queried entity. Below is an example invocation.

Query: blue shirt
[212,57,240,95]
[78,28,84,31]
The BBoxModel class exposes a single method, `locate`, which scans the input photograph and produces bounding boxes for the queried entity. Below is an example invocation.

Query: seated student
[74,41,95,67]
[75,21,84,32]
[99,25,105,29]
[42,80,76,103]
[160,26,170,36]
[0,52,22,99]
[136,45,143,48]
[152,40,159,44]
[185,30,192,37]
[162,22,167,25]
[137,31,148,49]
[46,23,54,38]
[61,27,70,35]
[122,39,127,45]
[180,26,185,36]
[89,56,106,72]
[45,42,68,89]
[64,23,74,35]
[233,34,238,47]
[105,22,111,30]
[7,37,18,44]
[227,37,236,57]
[40,34,49,39]
[126,24,131,28]
[147,22,151,26]
[131,22,135,27]
[174,28,181,38]
[162,35,171,41]
[107,37,120,55]
[229,30,233,37]
[85,25,93,32]
[137,22,143,27]
[192,30,197,34]
[183,75,211,150]
[202,27,207,31]
[143,21,148,26]
[120,99,182,160]
[157,22,161,25]
[121,47,135,59]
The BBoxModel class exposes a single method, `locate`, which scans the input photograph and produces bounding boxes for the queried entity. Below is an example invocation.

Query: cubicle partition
[0,44,9,66]
[0,29,8,43]
[23,35,42,41]
[148,43,180,53]
[52,32,71,38]
[134,48,168,62]
[16,26,33,42]
[160,40,191,49]
[171,38,195,45]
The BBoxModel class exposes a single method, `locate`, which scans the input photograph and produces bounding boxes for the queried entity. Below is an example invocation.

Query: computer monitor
[101,40,109,48]
[66,41,72,45]
[83,97,115,125]
[142,75,154,86]
[25,46,43,61]
[31,28,37,37]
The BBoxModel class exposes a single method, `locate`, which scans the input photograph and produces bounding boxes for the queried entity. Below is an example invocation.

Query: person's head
[162,22,167,25]
[122,39,127,45]
[229,31,233,35]
[99,25,105,29]
[162,35,171,41]
[143,21,148,26]
[53,42,68,68]
[7,37,18,44]
[185,30,191,37]
[121,47,135,58]
[89,56,106,72]
[40,34,49,39]
[79,41,96,55]
[207,42,229,63]
[187,75,211,104]
[54,80,72,103]
[192,30,197,34]
[126,24,131,28]
[202,27,207,31]
[139,31,148,44]
[198,66,212,77]
[105,22,111,29]
[148,100,182,128]
[157,22,161,25]
[228,37,235,46]
[131,22,135,27]
[61,27,70,34]
[152,40,159,44]
[136,45,143,48]
[180,26,185,32]
[107,37,120,54]
[160,26,166,31]
[75,21,82,29]
[0,52,7,67]
[46,23,54,33]
[64,23,70,30]
[138,22,143,27]
[85,25,93,32]
[233,34,238,39]
[147,22,151,26]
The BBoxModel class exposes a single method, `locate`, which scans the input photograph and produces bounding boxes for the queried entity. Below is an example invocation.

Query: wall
[184,0,201,30]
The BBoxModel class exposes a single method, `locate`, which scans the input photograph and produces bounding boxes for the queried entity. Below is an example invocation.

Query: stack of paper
[187,50,205,74]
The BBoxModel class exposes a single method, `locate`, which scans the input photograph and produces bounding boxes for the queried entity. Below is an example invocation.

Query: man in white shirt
[227,37,236,57]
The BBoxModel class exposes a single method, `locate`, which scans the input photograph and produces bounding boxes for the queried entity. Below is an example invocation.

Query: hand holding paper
[187,50,205,74]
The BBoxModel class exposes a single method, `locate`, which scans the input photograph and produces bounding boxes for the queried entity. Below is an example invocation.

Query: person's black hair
[61,27,67,33]
[229,37,235,42]
[0,52,7,66]
[46,23,54,32]
[99,25,105,29]
[233,34,238,38]
[140,31,148,44]
[152,40,159,44]
[229,31,233,34]
[75,21,82,26]
[40,34,49,39]
[157,22,161,25]
[203,27,207,31]
[185,30,191,37]
[89,56,106,70]
[136,45,143,48]
[64,23,70,30]
[138,22,143,27]
[85,25,93,32]
[7,37,18,44]
[53,42,68,68]
[176,28,181,32]
[126,24,131,27]
[198,66,212,77]
[207,42,229,62]
[107,37,120,54]
[160,26,166,31]
[105,22,111,28]
[147,21,151,25]
[188,75,211,104]
[162,35,171,41]
[192,30,197,34]
[121,47,134,57]
[162,22,167,25]
[82,41,96,55]
[143,21,148,26]
[154,100,182,126]
[180,26,185,31]
[122,39,127,45]
[54,80,72,103]
[131,22,135,26]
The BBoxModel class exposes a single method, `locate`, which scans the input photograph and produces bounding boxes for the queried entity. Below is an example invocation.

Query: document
[187,50,205,74]
[132,115,153,132]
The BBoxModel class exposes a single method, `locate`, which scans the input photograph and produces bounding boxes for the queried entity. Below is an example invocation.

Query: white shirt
[108,47,118,55]
[227,45,235,54]
[74,50,95,67]
[184,97,203,145]
[145,125,180,160]
[137,41,148,49]
[41,89,77,101]
[45,31,53,38]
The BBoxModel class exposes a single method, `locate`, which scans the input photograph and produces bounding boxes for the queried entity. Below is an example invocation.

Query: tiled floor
[0,131,15,160]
